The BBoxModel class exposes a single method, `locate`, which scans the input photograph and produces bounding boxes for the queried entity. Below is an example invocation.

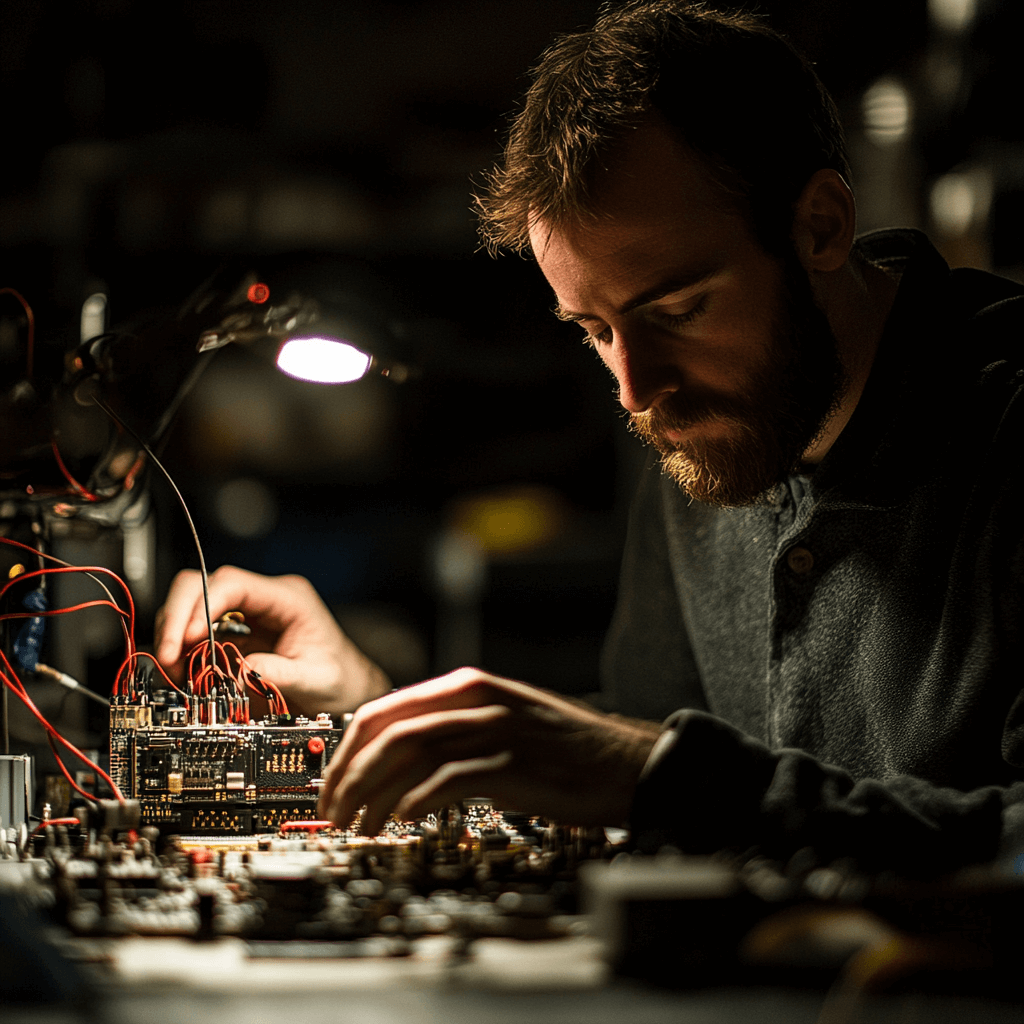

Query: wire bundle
[0,536,127,804]
[186,637,288,724]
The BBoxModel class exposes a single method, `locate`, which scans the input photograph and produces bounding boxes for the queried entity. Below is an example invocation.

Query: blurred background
[0,0,1020,760]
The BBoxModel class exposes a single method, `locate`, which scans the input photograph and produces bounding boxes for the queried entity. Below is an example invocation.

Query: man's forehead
[529,199,732,314]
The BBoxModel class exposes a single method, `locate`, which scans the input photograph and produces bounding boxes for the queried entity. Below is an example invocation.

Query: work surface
[9,932,1024,1024]
[6,812,1024,1024]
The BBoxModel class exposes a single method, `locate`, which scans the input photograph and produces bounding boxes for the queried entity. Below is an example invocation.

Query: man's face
[529,121,847,506]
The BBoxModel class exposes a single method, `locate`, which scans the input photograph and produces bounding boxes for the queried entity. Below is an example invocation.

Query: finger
[242,651,305,689]
[395,750,513,823]
[157,565,275,666]
[318,704,511,829]
[320,705,508,827]
[325,669,524,779]
[154,569,206,666]
[199,569,322,633]
[317,683,455,804]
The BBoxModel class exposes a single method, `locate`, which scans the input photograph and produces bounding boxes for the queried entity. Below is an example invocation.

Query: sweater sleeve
[629,709,1019,877]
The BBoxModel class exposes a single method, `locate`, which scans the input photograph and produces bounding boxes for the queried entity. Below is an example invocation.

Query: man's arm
[316,667,1021,878]
[631,709,1016,876]
[154,565,391,717]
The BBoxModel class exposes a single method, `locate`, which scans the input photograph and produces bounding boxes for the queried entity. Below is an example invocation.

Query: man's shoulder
[858,227,1024,324]
[860,228,1024,386]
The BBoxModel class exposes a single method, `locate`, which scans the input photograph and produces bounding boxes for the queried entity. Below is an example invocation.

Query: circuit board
[16,799,595,944]
[109,689,345,834]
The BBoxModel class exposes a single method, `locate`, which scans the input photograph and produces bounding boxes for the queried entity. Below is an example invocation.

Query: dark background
[1,0,1019,726]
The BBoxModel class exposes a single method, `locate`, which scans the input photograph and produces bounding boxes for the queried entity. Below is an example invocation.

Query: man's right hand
[154,565,391,718]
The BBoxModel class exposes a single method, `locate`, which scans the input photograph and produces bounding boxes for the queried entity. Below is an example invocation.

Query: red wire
[50,439,101,502]
[0,598,130,623]
[46,735,109,804]
[0,538,131,802]
[0,287,35,379]
[184,638,288,717]
[122,651,189,700]
[0,551,137,658]
[217,640,287,714]
[0,654,123,801]
[31,817,82,835]
[123,451,146,491]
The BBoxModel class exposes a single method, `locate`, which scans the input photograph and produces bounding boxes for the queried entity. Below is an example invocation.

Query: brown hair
[476,1,850,255]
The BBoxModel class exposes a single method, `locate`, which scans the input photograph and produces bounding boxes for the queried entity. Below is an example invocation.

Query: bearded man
[156,2,1024,874]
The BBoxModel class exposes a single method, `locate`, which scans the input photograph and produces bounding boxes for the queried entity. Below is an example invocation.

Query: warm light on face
[276,336,372,384]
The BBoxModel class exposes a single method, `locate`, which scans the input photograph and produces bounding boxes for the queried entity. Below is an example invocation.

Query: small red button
[308,737,326,755]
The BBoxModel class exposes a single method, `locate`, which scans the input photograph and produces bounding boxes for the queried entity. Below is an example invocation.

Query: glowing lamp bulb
[276,336,372,384]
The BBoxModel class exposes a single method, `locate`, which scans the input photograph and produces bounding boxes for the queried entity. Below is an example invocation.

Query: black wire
[90,394,218,673]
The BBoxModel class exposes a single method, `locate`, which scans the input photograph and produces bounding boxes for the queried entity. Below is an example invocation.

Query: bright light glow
[862,77,911,145]
[276,336,372,384]
[929,0,976,33]
[81,292,107,343]
[930,169,992,236]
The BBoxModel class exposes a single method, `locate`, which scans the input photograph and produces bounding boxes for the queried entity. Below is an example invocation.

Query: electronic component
[17,799,594,944]
[0,754,32,832]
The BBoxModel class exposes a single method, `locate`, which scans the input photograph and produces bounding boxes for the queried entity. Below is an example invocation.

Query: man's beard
[630,253,848,507]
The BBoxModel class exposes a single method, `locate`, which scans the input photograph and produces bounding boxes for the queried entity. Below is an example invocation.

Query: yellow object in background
[450,486,568,556]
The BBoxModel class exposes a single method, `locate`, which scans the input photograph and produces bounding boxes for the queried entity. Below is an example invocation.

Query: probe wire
[89,394,219,674]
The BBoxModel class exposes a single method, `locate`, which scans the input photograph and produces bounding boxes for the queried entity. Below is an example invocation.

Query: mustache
[630,392,753,445]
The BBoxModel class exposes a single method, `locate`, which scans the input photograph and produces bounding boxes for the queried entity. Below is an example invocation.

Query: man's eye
[581,325,611,346]
[658,295,708,329]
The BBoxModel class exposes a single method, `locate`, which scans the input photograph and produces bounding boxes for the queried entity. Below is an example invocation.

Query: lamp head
[275,335,373,384]
[191,273,410,385]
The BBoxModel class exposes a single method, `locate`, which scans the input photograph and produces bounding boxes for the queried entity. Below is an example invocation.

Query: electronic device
[110,690,345,835]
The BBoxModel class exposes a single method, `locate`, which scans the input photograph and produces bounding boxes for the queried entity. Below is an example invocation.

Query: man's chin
[657,441,782,508]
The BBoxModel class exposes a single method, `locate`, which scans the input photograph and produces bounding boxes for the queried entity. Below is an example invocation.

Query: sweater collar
[811,228,959,509]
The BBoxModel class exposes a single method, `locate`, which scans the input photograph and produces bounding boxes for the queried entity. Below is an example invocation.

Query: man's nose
[604,328,682,414]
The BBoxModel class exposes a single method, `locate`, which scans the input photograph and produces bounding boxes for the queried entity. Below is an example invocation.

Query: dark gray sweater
[604,229,1024,874]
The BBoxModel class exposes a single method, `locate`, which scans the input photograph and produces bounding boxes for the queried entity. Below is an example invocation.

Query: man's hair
[476,1,851,255]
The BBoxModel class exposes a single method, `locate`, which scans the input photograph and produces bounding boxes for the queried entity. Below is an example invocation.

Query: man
[156,2,1024,874]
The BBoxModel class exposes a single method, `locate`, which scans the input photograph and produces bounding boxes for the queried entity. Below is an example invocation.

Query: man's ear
[791,169,856,273]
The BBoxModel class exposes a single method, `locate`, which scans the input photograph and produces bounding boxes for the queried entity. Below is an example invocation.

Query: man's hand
[317,667,661,835]
[154,565,391,717]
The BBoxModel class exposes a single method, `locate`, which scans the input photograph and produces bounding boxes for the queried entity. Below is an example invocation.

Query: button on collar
[786,546,814,574]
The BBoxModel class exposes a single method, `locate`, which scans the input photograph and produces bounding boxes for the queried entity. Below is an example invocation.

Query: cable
[30,817,81,835]
[0,558,136,660]
[50,439,100,502]
[33,664,110,708]
[88,394,218,672]
[0,539,133,801]
[0,648,123,802]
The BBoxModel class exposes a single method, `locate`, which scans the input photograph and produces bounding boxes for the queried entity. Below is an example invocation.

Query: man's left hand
[317,667,661,835]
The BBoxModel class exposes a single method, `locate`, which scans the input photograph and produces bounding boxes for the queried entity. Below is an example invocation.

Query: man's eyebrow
[552,266,721,323]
